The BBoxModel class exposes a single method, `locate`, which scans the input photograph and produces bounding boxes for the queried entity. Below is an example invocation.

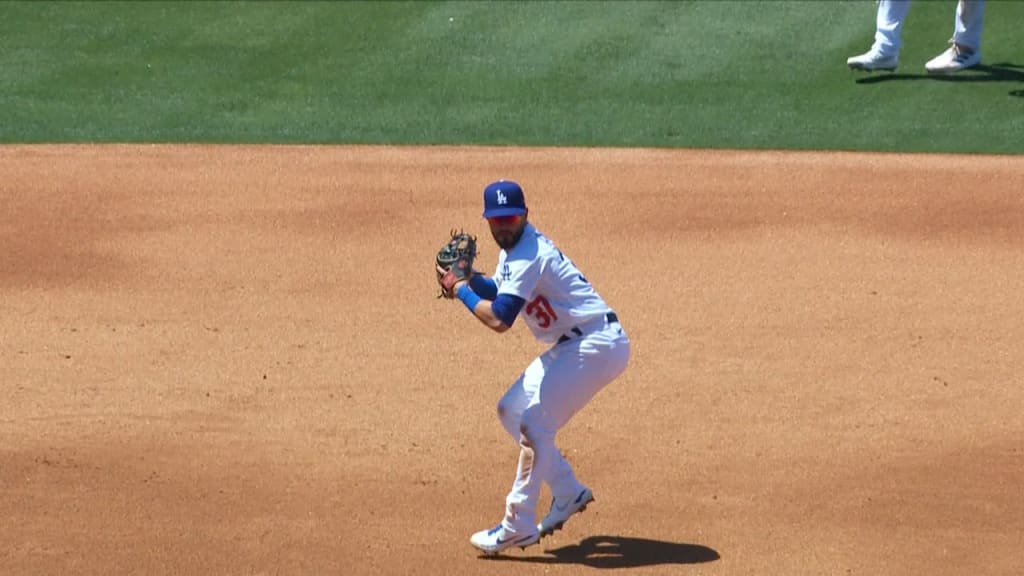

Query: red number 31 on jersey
[526,295,559,328]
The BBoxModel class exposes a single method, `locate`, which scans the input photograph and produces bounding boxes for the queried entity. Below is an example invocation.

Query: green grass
[1,0,1021,152]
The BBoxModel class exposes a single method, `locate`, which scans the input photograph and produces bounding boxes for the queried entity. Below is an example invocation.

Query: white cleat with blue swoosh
[470,524,540,555]
[538,487,595,537]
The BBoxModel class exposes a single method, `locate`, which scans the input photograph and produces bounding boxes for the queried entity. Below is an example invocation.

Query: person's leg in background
[926,0,985,73]
[848,0,912,71]
[873,0,913,57]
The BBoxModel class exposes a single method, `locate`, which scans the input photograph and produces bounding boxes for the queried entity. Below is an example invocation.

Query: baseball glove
[435,229,477,298]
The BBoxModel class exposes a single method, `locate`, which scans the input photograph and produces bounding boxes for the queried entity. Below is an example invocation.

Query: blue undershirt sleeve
[490,294,525,328]
[469,274,498,300]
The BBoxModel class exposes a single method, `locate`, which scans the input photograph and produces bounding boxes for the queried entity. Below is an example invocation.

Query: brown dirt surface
[2,144,1023,576]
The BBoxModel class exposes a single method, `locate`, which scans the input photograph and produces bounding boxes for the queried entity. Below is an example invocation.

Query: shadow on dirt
[854,62,1024,96]
[481,535,720,568]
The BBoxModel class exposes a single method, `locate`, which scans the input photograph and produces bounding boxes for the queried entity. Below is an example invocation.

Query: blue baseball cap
[482,180,527,218]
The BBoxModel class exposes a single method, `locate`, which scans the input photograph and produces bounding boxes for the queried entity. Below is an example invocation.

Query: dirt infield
[2,144,1022,576]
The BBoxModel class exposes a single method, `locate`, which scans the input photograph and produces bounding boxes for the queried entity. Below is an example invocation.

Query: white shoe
[537,487,595,537]
[847,50,898,72]
[469,524,540,555]
[925,44,981,74]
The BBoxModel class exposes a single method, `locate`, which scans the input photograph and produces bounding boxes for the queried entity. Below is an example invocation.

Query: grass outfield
[1,0,1021,152]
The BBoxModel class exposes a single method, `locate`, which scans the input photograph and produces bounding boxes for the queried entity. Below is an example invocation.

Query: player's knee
[496,401,515,429]
[497,400,520,436]
[519,407,548,444]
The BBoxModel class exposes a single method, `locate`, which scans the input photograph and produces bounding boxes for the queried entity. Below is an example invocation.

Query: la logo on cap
[496,190,508,205]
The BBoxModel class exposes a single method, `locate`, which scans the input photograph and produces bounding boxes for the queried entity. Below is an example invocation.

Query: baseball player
[847,0,986,73]
[437,180,631,555]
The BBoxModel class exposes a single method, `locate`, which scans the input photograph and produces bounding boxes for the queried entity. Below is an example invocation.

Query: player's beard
[492,224,525,251]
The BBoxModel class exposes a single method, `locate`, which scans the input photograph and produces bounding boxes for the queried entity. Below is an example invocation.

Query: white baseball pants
[495,318,630,532]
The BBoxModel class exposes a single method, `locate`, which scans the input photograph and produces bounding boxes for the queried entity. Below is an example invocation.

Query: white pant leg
[498,324,630,531]
[874,0,913,56]
[498,377,583,498]
[952,0,985,53]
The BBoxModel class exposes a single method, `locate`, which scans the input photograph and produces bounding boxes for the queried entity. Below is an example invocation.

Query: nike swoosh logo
[554,490,588,512]
[496,534,535,545]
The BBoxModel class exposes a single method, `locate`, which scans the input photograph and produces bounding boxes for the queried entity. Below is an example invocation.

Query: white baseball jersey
[493,223,611,344]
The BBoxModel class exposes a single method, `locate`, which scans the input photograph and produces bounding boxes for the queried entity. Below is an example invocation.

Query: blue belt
[557,312,618,344]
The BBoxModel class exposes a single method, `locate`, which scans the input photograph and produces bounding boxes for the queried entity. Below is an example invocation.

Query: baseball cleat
[925,44,980,74]
[537,487,595,537]
[470,524,540,555]
[846,50,898,72]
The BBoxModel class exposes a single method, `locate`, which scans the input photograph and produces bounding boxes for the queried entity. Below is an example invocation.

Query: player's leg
[953,0,984,53]
[470,364,545,554]
[848,0,910,70]
[874,0,911,55]
[498,369,582,492]
[494,355,554,535]
[926,0,984,73]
